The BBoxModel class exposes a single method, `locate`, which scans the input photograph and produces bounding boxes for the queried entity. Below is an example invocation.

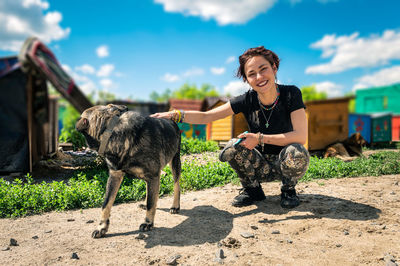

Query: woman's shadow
[107,193,381,248]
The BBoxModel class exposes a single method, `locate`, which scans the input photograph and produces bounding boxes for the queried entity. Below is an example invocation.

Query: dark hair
[236,46,280,82]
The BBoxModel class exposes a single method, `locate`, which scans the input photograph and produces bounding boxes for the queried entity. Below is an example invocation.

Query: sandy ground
[1,173,400,265]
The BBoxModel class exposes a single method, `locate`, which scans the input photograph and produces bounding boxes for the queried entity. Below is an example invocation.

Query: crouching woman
[151,46,310,208]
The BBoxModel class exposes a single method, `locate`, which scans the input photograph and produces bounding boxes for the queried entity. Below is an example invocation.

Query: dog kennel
[0,37,92,174]
[305,97,352,150]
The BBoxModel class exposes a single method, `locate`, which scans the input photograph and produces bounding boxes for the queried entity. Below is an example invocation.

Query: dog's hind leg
[140,177,160,231]
[92,170,124,238]
[169,151,181,214]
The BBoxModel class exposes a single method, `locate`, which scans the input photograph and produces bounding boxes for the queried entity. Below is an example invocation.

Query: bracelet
[258,132,264,152]
[180,110,185,123]
[170,109,185,123]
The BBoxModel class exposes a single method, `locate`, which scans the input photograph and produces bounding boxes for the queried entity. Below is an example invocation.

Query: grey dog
[76,104,181,238]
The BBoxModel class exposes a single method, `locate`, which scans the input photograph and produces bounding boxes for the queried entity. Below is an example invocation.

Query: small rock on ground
[9,238,18,246]
[166,254,181,265]
[240,232,255,238]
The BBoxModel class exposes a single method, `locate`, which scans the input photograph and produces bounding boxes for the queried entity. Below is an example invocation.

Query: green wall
[355,84,400,114]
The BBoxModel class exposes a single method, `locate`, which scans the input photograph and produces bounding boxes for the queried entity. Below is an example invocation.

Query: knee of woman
[219,138,240,162]
[279,143,310,175]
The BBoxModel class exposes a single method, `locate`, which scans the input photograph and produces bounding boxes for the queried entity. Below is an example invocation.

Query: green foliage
[302,151,400,181]
[0,161,236,218]
[172,83,219,100]
[301,85,327,102]
[58,103,86,149]
[150,89,172,102]
[180,137,220,155]
[150,83,219,102]
[97,90,117,103]
[2,148,400,218]
[344,92,356,113]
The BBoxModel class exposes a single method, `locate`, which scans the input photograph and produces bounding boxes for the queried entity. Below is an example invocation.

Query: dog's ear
[76,117,89,131]
[107,104,128,115]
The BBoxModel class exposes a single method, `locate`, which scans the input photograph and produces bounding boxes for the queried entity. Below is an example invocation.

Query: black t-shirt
[230,84,305,155]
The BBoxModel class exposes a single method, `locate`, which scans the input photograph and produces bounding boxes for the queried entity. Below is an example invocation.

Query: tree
[150,83,219,102]
[150,88,172,102]
[301,85,327,102]
[97,90,116,103]
[344,91,356,113]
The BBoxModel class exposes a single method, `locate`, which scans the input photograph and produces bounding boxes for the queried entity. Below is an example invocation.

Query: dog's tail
[171,134,181,180]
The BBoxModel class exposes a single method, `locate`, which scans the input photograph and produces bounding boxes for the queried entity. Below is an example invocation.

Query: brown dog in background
[324,132,367,160]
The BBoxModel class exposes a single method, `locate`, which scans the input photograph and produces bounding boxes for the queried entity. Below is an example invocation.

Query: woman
[151,46,310,209]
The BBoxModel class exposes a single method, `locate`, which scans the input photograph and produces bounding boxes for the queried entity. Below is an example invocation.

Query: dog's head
[344,132,367,156]
[76,104,128,150]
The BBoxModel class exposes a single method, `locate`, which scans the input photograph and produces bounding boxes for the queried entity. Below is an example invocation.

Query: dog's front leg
[139,178,160,231]
[92,170,124,238]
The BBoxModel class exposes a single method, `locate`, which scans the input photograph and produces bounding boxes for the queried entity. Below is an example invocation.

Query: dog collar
[98,116,120,156]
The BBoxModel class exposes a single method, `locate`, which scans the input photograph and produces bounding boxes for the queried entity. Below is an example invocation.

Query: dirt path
[1,174,400,265]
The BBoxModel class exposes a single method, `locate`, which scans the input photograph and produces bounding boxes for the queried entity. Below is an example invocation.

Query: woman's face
[244,56,277,94]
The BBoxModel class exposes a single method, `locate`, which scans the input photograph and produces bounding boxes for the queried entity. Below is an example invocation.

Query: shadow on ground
[105,193,380,248]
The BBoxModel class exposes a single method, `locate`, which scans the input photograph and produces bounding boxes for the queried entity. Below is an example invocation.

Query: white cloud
[0,0,70,52]
[183,67,204,77]
[313,81,343,98]
[306,30,400,74]
[97,64,115,77]
[210,67,226,75]
[100,79,114,89]
[353,65,400,90]
[75,64,95,75]
[80,81,97,95]
[226,56,236,64]
[96,45,109,58]
[22,0,49,9]
[223,80,250,96]
[62,64,97,95]
[154,0,277,25]
[161,73,180,82]
[161,66,204,82]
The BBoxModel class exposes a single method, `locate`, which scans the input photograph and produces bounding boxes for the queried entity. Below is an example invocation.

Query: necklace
[258,85,280,128]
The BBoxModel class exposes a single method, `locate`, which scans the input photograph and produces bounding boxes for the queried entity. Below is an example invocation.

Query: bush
[302,151,400,181]
[180,137,220,155]
[2,149,399,219]
[0,161,235,218]
[58,104,86,149]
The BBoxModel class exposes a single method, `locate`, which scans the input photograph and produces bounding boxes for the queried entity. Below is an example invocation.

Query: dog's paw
[92,228,107,238]
[169,207,180,214]
[139,222,153,232]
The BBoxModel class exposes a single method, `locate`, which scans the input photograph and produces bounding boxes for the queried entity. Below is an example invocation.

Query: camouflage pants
[219,139,310,190]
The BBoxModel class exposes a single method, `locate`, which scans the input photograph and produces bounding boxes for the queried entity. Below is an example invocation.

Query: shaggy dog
[76,104,181,238]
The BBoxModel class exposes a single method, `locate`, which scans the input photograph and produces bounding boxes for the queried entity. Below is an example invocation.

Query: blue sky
[1,0,400,101]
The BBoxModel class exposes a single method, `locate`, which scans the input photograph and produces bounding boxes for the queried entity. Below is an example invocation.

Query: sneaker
[280,188,300,209]
[232,185,266,207]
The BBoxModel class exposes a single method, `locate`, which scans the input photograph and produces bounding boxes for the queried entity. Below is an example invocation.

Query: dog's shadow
[107,194,380,248]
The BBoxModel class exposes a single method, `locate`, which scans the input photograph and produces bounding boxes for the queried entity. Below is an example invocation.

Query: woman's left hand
[237,132,259,150]
[150,112,172,120]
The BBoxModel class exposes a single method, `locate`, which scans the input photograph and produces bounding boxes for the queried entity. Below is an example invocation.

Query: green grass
[1,149,399,218]
[180,137,220,155]
[0,161,236,218]
[303,151,400,181]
